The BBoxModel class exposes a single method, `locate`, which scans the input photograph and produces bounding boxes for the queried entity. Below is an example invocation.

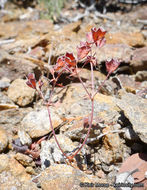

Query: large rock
[116,93,147,144]
[39,164,114,190]
[21,107,63,138]
[0,155,38,190]
[8,78,35,106]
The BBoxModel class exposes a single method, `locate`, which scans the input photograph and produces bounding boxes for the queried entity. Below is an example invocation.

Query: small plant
[38,0,66,19]
[26,27,120,163]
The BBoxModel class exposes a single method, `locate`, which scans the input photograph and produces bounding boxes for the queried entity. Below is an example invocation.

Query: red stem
[46,104,69,160]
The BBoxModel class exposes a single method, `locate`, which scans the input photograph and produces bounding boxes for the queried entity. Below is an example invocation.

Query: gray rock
[0,78,10,90]
[21,108,63,138]
[116,93,147,143]
[8,79,35,106]
[40,134,76,169]
[0,107,32,142]
[18,130,32,145]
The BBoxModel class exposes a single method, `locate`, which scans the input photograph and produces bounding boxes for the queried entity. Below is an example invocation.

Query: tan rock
[0,154,9,173]
[0,155,38,189]
[106,32,145,47]
[9,157,31,182]
[0,128,8,153]
[8,79,35,106]
[39,164,114,190]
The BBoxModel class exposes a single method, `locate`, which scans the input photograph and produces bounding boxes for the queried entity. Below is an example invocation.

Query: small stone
[14,153,35,167]
[25,166,36,175]
[18,130,32,145]
[0,78,10,90]
[0,128,8,153]
[8,78,35,106]
[135,71,147,82]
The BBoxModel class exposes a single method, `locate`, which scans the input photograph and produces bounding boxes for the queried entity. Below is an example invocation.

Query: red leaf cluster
[77,27,106,61]
[54,52,76,72]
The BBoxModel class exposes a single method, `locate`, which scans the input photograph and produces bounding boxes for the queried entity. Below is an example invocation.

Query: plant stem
[70,62,95,159]
[46,104,69,160]
[70,99,94,159]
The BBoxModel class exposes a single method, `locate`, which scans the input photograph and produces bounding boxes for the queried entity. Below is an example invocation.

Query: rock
[0,171,38,190]
[0,77,10,90]
[123,126,140,141]
[96,44,133,63]
[0,92,14,104]
[116,93,147,143]
[97,125,125,165]
[8,157,31,182]
[40,135,76,169]
[18,130,32,145]
[61,84,120,121]
[0,107,32,142]
[135,70,147,82]
[0,154,37,189]
[131,47,147,72]
[8,78,35,106]
[0,154,9,173]
[21,107,63,138]
[0,103,19,111]
[0,128,8,153]
[0,91,19,111]
[106,31,145,47]
[117,75,142,94]
[14,153,35,167]
[39,164,114,190]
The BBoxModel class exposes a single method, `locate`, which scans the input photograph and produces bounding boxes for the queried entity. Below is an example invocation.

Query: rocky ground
[0,1,147,190]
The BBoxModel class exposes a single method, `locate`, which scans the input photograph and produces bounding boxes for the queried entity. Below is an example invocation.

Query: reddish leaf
[91,27,106,46]
[65,52,76,67]
[77,42,91,60]
[54,53,76,72]
[54,56,66,71]
[26,73,36,89]
[105,59,120,74]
